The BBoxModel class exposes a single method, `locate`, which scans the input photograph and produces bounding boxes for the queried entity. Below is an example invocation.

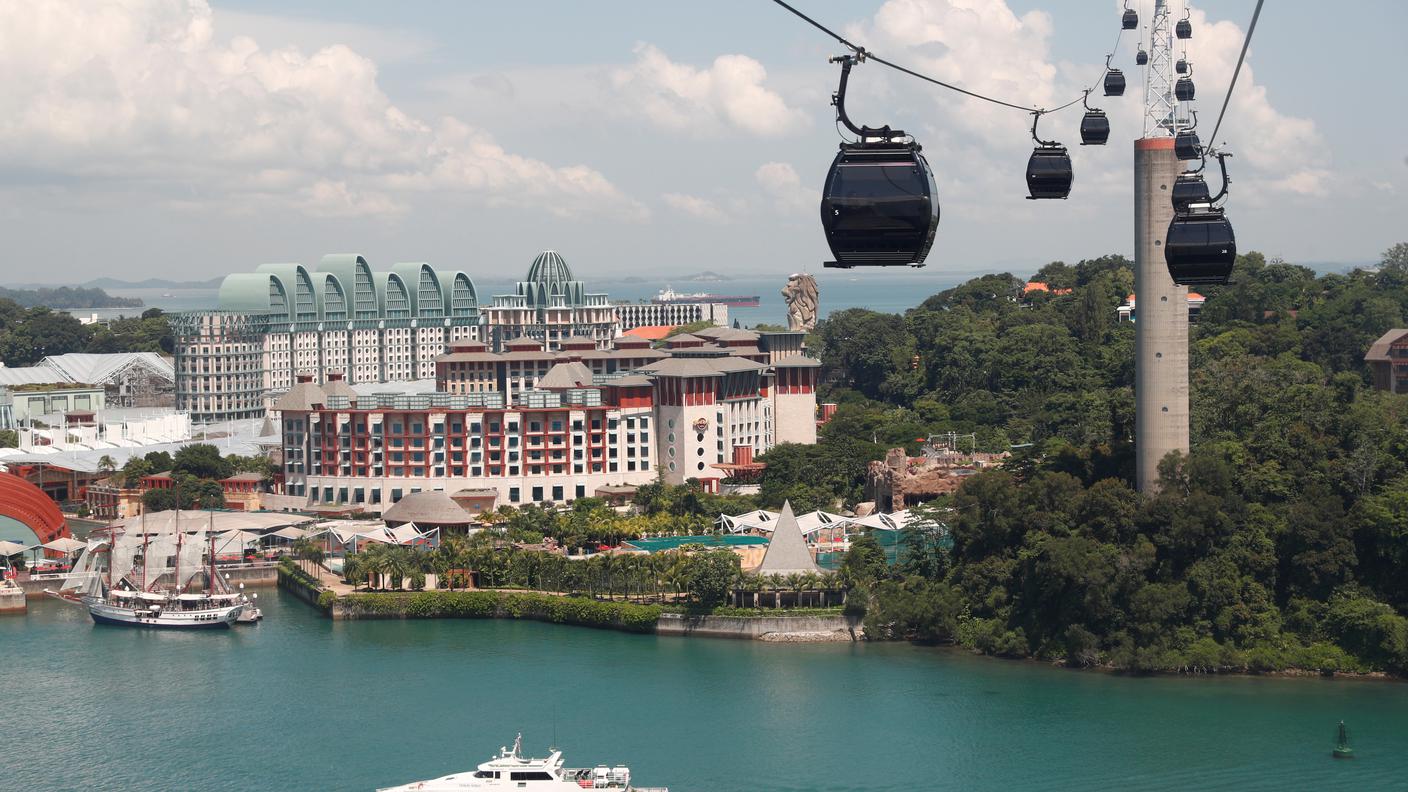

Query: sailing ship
[377,734,667,791]
[47,511,254,629]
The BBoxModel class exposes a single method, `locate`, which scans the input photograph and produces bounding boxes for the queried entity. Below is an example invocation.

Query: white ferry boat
[377,735,667,792]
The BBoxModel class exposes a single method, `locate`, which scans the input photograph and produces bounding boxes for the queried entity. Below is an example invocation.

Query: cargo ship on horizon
[652,287,759,308]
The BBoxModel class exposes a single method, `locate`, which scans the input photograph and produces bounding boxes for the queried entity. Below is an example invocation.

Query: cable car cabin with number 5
[819,54,940,269]
[821,145,939,269]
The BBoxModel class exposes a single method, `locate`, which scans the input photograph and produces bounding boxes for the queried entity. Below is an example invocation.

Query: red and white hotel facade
[275,327,818,511]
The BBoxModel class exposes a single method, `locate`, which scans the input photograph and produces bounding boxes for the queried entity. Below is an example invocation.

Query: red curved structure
[0,472,71,546]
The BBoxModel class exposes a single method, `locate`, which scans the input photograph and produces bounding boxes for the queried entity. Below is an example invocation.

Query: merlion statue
[782,273,819,332]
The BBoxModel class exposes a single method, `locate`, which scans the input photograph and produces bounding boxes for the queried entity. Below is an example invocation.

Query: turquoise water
[4,591,1408,791]
[0,515,40,546]
[624,535,768,552]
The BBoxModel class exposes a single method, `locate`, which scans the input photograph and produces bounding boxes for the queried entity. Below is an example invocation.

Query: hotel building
[614,301,729,333]
[173,254,481,423]
[275,327,819,511]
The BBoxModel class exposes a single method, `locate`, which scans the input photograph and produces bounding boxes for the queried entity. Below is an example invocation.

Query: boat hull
[85,598,243,629]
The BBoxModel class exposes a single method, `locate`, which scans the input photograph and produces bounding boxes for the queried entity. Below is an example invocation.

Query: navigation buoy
[1333,721,1354,759]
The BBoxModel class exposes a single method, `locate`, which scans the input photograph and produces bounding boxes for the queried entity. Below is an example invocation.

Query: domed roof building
[484,250,616,352]
[382,490,475,530]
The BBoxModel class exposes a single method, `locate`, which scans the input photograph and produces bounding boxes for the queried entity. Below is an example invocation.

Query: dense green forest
[0,302,172,366]
[769,243,1408,675]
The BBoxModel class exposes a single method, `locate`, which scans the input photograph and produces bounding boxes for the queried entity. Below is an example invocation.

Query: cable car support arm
[830,54,904,142]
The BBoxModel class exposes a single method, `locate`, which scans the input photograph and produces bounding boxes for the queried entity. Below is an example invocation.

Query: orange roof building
[1024,281,1072,296]
[622,325,678,342]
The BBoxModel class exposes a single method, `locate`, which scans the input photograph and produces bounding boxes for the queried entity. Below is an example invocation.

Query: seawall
[656,612,859,642]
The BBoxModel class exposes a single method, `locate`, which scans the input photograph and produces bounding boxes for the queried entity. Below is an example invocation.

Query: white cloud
[755,162,815,214]
[661,192,727,222]
[610,43,806,137]
[835,0,1325,205]
[1172,6,1328,198]
[0,0,643,219]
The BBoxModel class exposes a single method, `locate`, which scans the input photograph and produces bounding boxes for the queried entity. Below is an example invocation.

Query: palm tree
[739,573,764,609]
[386,545,415,589]
[360,544,389,590]
[799,572,821,608]
[97,455,117,477]
[783,574,805,609]
[342,554,363,590]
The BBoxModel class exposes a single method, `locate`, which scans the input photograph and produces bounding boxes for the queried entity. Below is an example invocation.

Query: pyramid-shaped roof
[757,501,820,575]
[538,361,595,390]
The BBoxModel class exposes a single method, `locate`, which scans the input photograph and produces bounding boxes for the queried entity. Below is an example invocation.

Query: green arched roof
[318,254,379,319]
[374,271,411,316]
[215,256,479,323]
[390,262,443,317]
[217,273,289,318]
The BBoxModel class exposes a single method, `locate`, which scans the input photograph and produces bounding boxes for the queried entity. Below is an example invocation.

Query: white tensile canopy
[718,510,779,533]
[353,526,397,544]
[0,540,29,557]
[389,523,439,546]
[847,511,917,531]
[793,511,850,536]
[212,530,262,554]
[269,526,310,541]
[41,537,87,554]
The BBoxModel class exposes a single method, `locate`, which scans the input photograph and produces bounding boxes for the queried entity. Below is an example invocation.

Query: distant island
[83,276,224,289]
[681,270,730,282]
[0,285,142,309]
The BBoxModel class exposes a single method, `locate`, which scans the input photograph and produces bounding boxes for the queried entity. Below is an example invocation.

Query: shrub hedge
[335,590,662,633]
[278,558,323,597]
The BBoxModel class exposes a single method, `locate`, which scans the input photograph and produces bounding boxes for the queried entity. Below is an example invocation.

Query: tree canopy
[826,244,1408,674]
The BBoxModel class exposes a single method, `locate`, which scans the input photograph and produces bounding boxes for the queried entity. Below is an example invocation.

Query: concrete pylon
[1134,137,1189,493]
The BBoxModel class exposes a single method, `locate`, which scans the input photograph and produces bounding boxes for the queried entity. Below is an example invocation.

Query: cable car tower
[1143,0,1178,137]
[1133,0,1191,492]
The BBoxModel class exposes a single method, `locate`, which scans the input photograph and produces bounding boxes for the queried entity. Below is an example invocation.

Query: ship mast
[174,512,183,594]
[208,510,216,595]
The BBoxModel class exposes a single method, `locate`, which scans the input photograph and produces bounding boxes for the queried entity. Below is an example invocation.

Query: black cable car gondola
[1176,10,1193,40]
[819,55,939,269]
[1080,92,1109,146]
[1174,112,1201,160]
[1166,153,1235,285]
[1175,130,1201,160]
[1122,3,1138,30]
[1136,48,1149,66]
[1104,67,1126,97]
[1171,172,1210,212]
[1176,59,1188,74]
[1175,76,1195,102]
[1026,112,1072,199]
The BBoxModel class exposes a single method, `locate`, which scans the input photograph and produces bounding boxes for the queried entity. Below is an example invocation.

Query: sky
[0,0,1403,286]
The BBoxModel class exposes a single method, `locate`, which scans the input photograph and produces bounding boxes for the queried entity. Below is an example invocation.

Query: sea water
[3,591,1406,791]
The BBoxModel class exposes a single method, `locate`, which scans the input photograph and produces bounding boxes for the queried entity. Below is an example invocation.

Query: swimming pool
[622,535,769,553]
